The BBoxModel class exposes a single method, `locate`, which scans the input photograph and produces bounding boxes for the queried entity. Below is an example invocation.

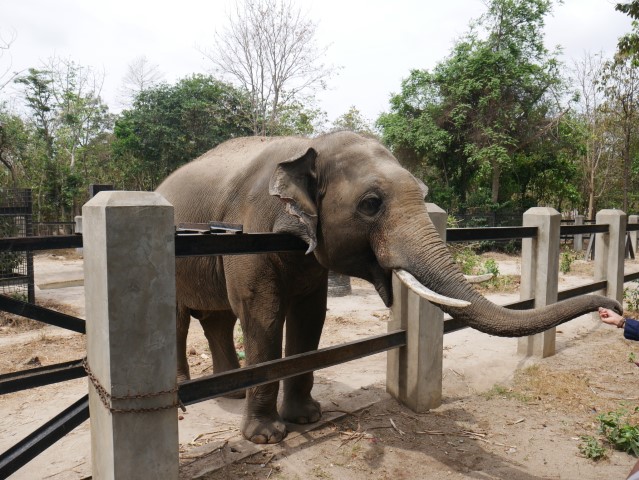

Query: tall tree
[572,52,616,218]
[0,28,18,93]
[14,59,112,220]
[378,0,567,211]
[331,106,376,136]
[202,0,334,135]
[616,1,639,62]
[119,55,164,106]
[600,56,639,212]
[112,74,252,189]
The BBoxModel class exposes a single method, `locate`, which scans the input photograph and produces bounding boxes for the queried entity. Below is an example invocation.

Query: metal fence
[0,218,632,477]
[0,188,33,303]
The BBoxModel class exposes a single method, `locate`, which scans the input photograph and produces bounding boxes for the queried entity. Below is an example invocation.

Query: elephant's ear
[269,147,319,254]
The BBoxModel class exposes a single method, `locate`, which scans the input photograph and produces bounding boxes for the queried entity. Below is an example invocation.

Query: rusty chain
[82,357,185,414]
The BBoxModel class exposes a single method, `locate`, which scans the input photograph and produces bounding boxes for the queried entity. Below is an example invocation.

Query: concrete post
[517,207,561,358]
[595,209,626,304]
[83,191,178,479]
[629,215,638,255]
[574,215,584,251]
[387,203,446,412]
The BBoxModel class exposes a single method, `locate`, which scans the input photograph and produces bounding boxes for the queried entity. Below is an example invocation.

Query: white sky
[0,0,633,123]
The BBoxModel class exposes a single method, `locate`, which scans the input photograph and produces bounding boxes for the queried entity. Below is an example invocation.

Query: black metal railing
[0,220,628,477]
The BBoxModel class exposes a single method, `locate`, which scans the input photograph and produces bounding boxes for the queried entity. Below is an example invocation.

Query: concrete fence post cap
[425,203,446,215]
[83,191,172,208]
[596,209,626,218]
[523,207,560,217]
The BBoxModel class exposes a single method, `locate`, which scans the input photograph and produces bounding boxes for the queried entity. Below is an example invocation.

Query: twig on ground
[390,418,405,436]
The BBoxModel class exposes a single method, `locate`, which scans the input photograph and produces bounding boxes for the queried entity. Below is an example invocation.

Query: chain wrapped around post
[82,358,185,414]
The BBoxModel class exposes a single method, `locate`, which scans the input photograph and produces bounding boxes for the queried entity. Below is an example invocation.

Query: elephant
[156,131,621,444]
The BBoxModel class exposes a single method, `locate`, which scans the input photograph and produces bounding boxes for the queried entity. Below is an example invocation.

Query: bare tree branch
[119,55,164,106]
[200,0,334,135]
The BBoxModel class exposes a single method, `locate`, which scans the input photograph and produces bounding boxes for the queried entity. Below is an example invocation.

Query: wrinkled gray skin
[156,131,621,444]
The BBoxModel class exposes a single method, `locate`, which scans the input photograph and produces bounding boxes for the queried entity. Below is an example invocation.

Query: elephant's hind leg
[176,304,192,383]
[199,310,245,399]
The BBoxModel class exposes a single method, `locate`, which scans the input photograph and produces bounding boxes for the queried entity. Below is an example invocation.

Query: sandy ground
[2,252,639,479]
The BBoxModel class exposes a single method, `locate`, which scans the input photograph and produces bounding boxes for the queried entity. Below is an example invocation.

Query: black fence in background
[0,189,33,303]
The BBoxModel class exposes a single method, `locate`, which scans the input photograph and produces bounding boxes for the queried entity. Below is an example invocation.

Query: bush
[451,246,481,275]
[560,249,576,274]
[597,406,639,456]
[579,435,607,460]
[624,282,639,312]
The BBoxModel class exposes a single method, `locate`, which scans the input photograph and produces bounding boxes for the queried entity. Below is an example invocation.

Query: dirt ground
[2,252,639,479]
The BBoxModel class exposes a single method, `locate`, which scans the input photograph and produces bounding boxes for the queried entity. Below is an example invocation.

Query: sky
[0,0,634,124]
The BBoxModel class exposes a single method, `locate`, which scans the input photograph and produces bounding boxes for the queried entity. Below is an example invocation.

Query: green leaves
[378,0,570,213]
[597,406,639,456]
[112,74,252,189]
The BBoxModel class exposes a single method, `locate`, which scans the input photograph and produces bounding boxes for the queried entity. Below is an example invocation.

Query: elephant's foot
[177,369,190,384]
[223,389,246,399]
[280,397,322,424]
[241,414,287,444]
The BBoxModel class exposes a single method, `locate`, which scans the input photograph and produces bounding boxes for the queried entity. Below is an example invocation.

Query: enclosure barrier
[0,196,634,478]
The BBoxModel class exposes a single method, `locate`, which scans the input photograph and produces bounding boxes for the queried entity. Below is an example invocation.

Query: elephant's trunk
[385,213,622,338]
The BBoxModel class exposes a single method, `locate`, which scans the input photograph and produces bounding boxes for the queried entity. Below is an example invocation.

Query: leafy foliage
[378,0,576,213]
[112,74,252,189]
[579,435,608,460]
[597,406,639,456]
[624,281,639,312]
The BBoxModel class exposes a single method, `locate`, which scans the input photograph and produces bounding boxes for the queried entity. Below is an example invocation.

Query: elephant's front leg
[230,288,287,444]
[280,281,328,425]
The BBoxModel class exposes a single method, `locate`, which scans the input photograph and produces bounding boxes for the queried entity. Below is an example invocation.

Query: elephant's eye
[358,195,383,217]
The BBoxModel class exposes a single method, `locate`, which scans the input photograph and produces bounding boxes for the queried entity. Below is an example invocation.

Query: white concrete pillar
[517,207,560,358]
[83,191,178,479]
[387,203,446,412]
[595,209,626,304]
[574,215,584,251]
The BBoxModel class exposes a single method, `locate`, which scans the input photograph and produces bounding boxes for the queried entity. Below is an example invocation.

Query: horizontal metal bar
[0,395,89,479]
[560,224,609,235]
[628,224,639,232]
[557,281,608,300]
[0,359,86,395]
[446,226,537,242]
[0,235,82,252]
[179,330,406,405]
[175,232,307,257]
[0,294,85,334]
[625,271,639,283]
[0,206,30,216]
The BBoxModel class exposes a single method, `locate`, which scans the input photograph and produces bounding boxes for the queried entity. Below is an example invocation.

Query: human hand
[598,307,625,328]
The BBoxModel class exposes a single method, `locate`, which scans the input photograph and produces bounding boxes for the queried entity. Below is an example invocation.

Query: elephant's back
[156,136,306,227]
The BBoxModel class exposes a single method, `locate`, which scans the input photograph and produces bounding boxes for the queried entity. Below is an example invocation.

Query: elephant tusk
[394,269,471,308]
[464,273,494,284]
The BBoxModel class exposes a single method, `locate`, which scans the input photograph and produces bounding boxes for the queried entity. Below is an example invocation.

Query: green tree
[112,74,252,189]
[616,1,639,62]
[600,56,639,212]
[331,106,376,136]
[378,0,568,212]
[14,60,113,220]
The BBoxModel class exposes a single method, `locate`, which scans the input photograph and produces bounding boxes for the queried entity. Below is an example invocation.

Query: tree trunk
[491,161,501,204]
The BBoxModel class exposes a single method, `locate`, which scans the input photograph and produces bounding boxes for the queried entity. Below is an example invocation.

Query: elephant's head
[269,131,621,337]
